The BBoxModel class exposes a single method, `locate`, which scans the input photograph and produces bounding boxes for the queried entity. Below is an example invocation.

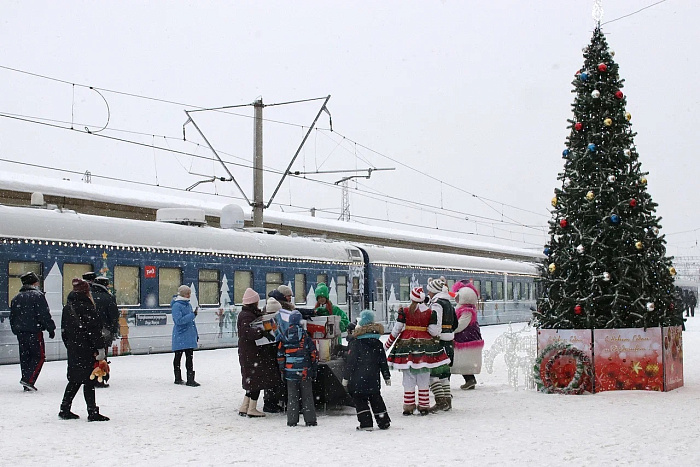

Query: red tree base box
[537,326,683,393]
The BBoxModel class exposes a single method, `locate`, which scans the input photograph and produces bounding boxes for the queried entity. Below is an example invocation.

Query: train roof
[0,204,360,263]
[358,243,538,276]
[0,171,543,261]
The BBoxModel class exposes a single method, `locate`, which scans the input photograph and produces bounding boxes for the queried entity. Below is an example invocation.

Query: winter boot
[238,396,250,417]
[461,375,476,390]
[185,371,200,387]
[418,406,431,416]
[246,398,265,418]
[174,368,184,385]
[442,395,452,411]
[402,404,416,416]
[429,397,448,413]
[58,404,80,420]
[87,407,110,422]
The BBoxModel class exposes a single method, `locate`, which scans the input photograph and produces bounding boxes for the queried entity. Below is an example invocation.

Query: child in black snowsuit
[342,310,391,431]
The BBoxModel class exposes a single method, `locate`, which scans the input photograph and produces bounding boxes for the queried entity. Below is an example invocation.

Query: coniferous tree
[535,27,680,330]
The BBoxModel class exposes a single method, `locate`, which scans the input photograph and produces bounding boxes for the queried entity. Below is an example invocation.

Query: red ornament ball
[574,305,582,315]
[615,90,624,99]
[560,219,569,228]
[574,122,583,131]
[629,199,637,207]
[598,63,608,72]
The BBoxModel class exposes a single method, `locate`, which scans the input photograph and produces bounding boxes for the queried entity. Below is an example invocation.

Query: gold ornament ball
[640,177,647,185]
[635,241,644,250]
[604,118,613,126]
[669,266,677,276]
[625,112,632,121]
[551,196,557,207]
[548,263,556,273]
[586,191,595,200]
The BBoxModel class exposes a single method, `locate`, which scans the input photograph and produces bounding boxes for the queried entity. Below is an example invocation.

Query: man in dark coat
[9,271,56,391]
[59,278,109,421]
[85,274,119,387]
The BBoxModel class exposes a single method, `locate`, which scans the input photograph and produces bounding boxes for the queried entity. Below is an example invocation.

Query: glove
[96,348,106,361]
[342,379,348,388]
[385,378,391,386]
[48,329,55,339]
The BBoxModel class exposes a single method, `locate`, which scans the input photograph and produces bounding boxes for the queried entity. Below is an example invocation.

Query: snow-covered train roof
[359,243,538,276]
[0,171,543,261]
[0,205,360,263]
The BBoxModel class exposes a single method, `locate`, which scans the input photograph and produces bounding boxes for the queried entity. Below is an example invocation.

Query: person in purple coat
[171,285,200,387]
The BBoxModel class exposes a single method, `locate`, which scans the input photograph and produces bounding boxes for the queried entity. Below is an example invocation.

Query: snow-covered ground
[2,320,699,466]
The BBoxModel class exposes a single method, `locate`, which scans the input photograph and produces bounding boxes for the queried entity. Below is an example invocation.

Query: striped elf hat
[410,287,426,303]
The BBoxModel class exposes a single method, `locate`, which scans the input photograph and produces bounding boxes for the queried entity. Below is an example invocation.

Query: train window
[266,272,282,297]
[294,274,306,304]
[527,283,533,300]
[399,276,410,302]
[507,282,514,301]
[337,275,347,305]
[376,279,384,302]
[115,265,140,306]
[447,279,455,292]
[234,271,253,304]
[496,282,504,300]
[515,282,522,301]
[159,268,182,306]
[484,281,492,301]
[198,269,220,306]
[8,261,42,305]
[63,263,93,305]
[473,280,481,297]
[317,274,328,286]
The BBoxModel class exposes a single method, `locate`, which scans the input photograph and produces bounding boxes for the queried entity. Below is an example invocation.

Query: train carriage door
[346,248,365,323]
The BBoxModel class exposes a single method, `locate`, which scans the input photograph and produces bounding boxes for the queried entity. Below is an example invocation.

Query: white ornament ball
[624,149,631,157]
[563,178,571,187]
[652,227,660,236]
[646,302,655,312]
[576,244,585,254]
[607,175,616,183]
[591,89,601,98]
[602,272,611,281]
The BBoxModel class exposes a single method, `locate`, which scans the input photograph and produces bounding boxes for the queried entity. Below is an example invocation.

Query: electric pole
[253,98,264,228]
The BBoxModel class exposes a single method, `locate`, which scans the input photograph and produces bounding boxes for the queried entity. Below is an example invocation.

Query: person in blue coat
[171,285,199,387]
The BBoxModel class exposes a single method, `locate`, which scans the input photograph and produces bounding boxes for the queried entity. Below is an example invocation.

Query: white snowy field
[2,320,699,467]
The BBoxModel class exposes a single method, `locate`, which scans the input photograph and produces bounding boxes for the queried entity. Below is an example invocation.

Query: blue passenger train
[0,204,538,364]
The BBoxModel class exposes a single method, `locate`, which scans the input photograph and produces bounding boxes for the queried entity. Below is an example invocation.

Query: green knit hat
[315,282,329,299]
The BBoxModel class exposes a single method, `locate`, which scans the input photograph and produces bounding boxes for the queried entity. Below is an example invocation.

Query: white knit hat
[427,277,447,294]
[266,297,282,313]
[410,287,426,303]
[242,288,260,305]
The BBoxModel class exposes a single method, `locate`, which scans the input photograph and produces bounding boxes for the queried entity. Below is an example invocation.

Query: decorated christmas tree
[535,26,681,331]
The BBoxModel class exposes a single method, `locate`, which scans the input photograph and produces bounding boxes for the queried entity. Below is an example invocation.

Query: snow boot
[429,397,448,413]
[87,407,110,422]
[461,375,476,390]
[174,369,184,385]
[356,426,373,431]
[185,371,200,387]
[417,406,431,416]
[402,404,416,416]
[246,398,265,418]
[238,396,250,417]
[58,403,80,420]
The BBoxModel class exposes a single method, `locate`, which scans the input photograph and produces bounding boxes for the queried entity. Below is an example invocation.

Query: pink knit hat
[242,288,260,305]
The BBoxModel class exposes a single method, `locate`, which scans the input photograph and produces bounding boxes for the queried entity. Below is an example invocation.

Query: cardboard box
[307,315,341,339]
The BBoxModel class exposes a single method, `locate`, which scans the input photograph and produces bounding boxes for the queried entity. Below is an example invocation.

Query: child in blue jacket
[277,311,318,427]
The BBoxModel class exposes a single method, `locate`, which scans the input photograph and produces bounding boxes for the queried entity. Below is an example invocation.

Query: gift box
[307,315,341,339]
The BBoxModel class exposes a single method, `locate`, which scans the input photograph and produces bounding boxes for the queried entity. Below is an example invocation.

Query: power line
[601,0,667,25]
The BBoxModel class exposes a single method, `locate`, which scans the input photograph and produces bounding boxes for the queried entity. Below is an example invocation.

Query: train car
[0,203,538,364]
[357,244,538,327]
[0,204,364,364]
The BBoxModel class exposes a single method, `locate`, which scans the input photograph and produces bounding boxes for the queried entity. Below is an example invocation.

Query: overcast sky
[0,1,697,258]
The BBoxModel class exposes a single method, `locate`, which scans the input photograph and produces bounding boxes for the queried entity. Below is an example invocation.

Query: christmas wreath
[534,341,591,395]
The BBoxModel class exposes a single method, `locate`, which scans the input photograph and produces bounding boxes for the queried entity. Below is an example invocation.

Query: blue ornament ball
[580,72,588,81]
[562,149,570,157]
[544,247,551,256]
[611,214,620,224]
[587,143,596,152]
